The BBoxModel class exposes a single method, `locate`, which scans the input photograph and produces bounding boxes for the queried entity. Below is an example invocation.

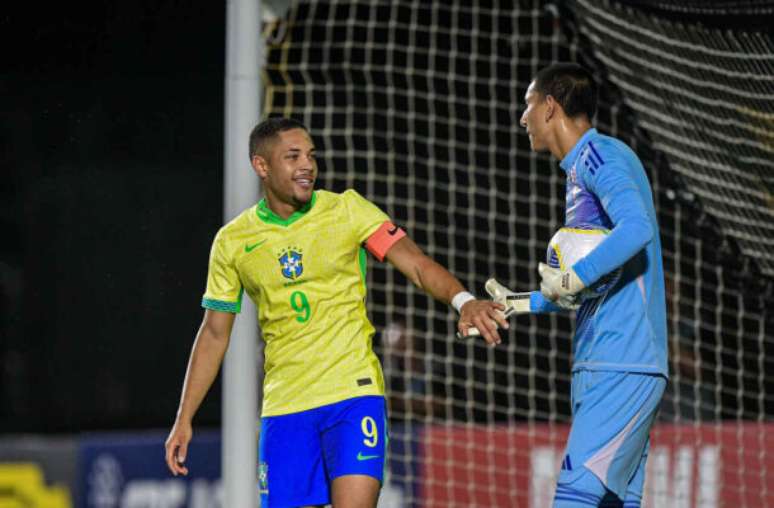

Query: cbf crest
[278,246,304,280]
[258,462,269,494]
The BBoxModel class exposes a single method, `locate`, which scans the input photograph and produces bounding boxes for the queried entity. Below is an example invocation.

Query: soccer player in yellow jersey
[164,117,506,507]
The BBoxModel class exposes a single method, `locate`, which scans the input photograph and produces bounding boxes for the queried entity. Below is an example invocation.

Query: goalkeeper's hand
[538,262,584,310]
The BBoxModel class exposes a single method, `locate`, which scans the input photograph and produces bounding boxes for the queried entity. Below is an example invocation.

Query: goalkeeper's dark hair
[534,63,598,120]
[249,117,309,159]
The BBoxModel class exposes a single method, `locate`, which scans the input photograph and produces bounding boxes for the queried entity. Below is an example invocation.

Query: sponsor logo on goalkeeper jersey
[278,247,304,280]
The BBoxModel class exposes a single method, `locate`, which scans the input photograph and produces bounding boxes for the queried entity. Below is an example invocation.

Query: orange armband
[365,221,406,261]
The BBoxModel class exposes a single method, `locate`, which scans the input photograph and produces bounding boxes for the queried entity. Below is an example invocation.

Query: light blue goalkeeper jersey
[531,128,668,376]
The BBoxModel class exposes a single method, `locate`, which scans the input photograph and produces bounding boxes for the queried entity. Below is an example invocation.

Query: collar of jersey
[560,128,598,173]
[255,191,317,226]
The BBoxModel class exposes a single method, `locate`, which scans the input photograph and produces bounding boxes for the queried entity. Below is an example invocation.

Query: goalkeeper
[499,63,667,507]
[163,117,506,507]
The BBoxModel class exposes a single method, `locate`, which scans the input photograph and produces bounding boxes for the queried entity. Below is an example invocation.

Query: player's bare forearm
[175,310,234,423]
[411,256,466,303]
[384,236,462,302]
[385,237,506,345]
[166,310,234,476]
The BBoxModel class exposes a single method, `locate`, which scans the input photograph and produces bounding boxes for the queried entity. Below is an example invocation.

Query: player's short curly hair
[534,63,598,120]
[249,117,309,159]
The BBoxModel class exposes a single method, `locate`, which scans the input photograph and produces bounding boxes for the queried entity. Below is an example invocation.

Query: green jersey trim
[256,192,317,227]
[202,293,242,314]
[358,247,368,288]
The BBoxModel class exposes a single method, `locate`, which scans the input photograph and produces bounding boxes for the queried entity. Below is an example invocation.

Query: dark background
[3,0,772,436]
[1,2,227,432]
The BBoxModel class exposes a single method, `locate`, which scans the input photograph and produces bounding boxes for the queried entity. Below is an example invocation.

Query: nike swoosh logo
[356,452,380,461]
[387,225,399,235]
[245,239,267,253]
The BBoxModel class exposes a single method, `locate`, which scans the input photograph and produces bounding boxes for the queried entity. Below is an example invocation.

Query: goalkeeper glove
[538,262,584,310]
[484,278,531,314]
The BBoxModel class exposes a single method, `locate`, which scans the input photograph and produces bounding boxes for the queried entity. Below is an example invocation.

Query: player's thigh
[560,371,665,499]
[321,395,387,484]
[330,474,380,508]
[259,409,329,508]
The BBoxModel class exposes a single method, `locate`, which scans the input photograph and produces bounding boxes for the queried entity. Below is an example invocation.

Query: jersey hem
[572,363,668,377]
[261,391,385,417]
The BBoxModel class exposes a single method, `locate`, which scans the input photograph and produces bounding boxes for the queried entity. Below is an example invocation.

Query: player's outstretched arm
[165,309,235,476]
[383,236,507,346]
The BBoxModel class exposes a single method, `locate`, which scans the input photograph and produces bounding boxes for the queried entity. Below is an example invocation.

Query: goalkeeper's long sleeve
[571,150,653,287]
[529,290,563,313]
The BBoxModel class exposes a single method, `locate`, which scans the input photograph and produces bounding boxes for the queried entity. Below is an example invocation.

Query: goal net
[261,1,774,506]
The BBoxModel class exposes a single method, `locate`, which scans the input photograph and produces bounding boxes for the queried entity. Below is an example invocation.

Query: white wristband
[451,291,476,313]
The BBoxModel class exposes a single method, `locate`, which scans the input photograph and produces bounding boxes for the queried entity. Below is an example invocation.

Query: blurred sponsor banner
[0,435,77,506]
[0,463,72,507]
[420,422,774,507]
[78,431,222,508]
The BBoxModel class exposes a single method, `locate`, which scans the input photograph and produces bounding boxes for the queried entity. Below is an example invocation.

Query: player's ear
[251,154,269,178]
[545,94,557,122]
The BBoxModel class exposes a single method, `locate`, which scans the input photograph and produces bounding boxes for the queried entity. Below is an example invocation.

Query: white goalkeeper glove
[457,278,530,340]
[485,278,531,314]
[538,262,584,310]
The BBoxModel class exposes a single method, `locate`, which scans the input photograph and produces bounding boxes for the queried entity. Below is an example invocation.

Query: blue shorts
[258,395,387,507]
[558,371,666,501]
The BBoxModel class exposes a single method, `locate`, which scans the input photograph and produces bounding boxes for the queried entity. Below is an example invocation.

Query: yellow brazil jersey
[202,189,390,416]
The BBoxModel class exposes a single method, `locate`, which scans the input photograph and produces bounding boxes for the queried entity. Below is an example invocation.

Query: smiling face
[519,80,552,153]
[251,128,317,217]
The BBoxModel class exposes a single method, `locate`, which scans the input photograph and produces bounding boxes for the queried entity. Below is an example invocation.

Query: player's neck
[550,117,592,160]
[263,193,302,220]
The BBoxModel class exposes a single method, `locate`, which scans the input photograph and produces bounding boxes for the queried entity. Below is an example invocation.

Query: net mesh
[261,1,774,506]
[572,0,774,279]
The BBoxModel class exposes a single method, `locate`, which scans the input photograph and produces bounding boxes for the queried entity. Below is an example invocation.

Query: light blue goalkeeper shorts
[557,370,666,502]
[258,395,387,507]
